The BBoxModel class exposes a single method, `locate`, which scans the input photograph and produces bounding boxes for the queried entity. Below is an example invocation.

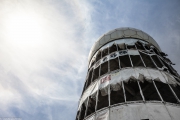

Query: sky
[0,0,180,120]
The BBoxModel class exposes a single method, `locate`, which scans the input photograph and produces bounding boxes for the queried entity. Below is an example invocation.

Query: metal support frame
[152,80,164,102]
[137,80,145,101]
[115,42,121,69]
[122,81,127,102]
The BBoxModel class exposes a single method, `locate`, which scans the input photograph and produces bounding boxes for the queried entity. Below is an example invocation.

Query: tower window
[86,94,97,117]
[92,66,100,82]
[119,55,132,68]
[96,51,101,62]
[123,80,143,101]
[102,48,109,58]
[130,55,144,67]
[110,83,125,105]
[109,44,117,54]
[155,81,178,103]
[139,52,156,68]
[135,41,145,50]
[117,43,126,50]
[97,90,109,110]
[127,45,136,50]
[139,80,161,101]
[100,61,108,76]
[110,58,119,71]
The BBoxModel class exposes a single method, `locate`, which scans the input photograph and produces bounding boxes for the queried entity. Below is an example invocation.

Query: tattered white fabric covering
[85,103,180,120]
[128,50,139,55]
[96,109,109,120]
[78,67,178,110]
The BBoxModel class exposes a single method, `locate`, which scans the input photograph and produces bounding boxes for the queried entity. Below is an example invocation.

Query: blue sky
[0,0,180,120]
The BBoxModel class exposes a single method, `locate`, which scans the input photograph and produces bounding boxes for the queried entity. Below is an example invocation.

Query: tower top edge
[88,27,161,63]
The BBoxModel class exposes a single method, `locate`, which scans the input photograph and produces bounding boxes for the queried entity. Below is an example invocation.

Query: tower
[76,27,180,120]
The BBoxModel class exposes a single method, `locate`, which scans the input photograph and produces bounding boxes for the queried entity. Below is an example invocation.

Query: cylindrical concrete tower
[76,27,180,120]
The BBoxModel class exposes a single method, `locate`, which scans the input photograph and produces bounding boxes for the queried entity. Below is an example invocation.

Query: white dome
[88,27,161,63]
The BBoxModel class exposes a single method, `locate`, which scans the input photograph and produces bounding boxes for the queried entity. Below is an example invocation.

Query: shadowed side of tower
[76,27,180,120]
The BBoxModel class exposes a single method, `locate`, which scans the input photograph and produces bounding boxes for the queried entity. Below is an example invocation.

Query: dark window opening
[79,103,86,120]
[92,66,99,82]
[139,80,161,101]
[86,95,96,117]
[124,80,143,101]
[151,55,164,68]
[90,60,95,68]
[170,84,180,100]
[144,44,150,50]
[100,61,108,76]
[96,51,101,62]
[86,69,93,88]
[97,90,109,110]
[127,45,136,50]
[117,43,126,50]
[161,60,178,76]
[119,55,132,68]
[110,58,119,71]
[130,55,144,67]
[102,48,109,58]
[155,81,178,103]
[110,84,125,105]
[153,48,160,56]
[135,41,145,50]
[109,44,117,54]
[140,52,156,68]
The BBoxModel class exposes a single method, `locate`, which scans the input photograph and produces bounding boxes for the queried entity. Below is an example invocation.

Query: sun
[4,11,44,48]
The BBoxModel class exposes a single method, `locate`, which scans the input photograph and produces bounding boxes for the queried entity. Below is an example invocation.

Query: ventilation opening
[130,55,144,67]
[170,84,180,100]
[86,69,93,88]
[97,90,109,110]
[119,55,132,68]
[110,83,125,105]
[124,80,143,101]
[109,44,117,54]
[135,41,145,50]
[100,61,108,76]
[110,58,119,71]
[96,51,101,62]
[155,81,178,103]
[151,55,164,68]
[127,45,136,50]
[117,43,126,50]
[139,80,161,101]
[139,52,156,68]
[102,48,109,58]
[86,95,96,117]
[79,103,86,120]
[92,66,99,82]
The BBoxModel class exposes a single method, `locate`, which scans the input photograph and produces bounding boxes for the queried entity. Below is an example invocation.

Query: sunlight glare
[4,12,44,48]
